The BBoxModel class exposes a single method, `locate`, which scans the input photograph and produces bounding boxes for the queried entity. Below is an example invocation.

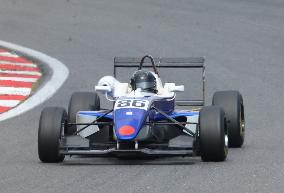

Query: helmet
[130,70,157,93]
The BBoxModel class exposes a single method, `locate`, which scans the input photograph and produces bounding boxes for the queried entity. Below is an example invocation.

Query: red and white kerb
[0,48,42,113]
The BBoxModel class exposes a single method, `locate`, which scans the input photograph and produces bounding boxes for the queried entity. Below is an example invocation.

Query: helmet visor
[135,81,156,90]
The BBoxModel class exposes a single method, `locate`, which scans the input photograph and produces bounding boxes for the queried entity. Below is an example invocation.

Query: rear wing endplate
[113,57,205,106]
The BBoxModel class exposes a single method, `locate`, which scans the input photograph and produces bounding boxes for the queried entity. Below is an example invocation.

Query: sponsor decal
[118,125,135,136]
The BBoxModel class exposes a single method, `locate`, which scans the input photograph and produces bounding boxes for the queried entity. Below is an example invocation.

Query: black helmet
[130,70,157,93]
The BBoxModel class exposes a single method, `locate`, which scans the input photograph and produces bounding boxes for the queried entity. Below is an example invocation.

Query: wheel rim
[61,121,65,138]
[224,134,228,155]
[240,104,245,136]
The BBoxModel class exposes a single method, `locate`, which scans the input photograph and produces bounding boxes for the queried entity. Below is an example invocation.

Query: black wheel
[199,106,228,162]
[38,107,66,163]
[67,92,100,135]
[212,90,245,147]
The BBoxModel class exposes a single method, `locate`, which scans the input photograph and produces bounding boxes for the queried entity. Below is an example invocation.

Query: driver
[130,70,157,93]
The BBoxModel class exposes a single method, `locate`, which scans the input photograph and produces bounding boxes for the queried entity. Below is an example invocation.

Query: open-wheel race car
[38,55,245,163]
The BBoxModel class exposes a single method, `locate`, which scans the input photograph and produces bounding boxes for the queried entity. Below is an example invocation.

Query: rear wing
[113,57,205,106]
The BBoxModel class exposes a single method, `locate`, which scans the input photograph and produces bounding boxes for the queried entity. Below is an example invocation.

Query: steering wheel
[138,55,160,77]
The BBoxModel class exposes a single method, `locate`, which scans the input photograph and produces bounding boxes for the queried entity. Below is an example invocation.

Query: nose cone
[114,108,147,140]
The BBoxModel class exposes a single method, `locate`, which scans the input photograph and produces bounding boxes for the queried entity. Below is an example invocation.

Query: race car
[38,55,245,163]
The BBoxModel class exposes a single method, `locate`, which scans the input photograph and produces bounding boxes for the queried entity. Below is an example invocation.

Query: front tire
[38,107,66,163]
[199,106,228,162]
[212,90,245,147]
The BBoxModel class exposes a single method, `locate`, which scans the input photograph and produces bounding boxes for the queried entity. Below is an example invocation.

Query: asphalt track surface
[0,0,284,192]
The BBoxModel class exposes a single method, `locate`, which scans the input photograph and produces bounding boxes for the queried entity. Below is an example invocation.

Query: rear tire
[212,90,245,147]
[67,92,100,135]
[67,92,109,142]
[199,106,228,162]
[38,107,66,163]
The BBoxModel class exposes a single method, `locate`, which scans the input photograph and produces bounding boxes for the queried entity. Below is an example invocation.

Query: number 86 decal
[115,99,149,110]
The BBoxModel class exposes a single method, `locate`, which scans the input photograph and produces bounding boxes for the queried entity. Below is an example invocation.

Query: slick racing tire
[67,92,100,135]
[38,107,66,163]
[199,106,228,162]
[212,90,245,148]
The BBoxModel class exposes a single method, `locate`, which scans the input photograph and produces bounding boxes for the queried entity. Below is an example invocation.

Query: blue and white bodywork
[76,74,199,142]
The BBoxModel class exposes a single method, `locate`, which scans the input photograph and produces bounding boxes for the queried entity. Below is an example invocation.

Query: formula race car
[38,55,245,163]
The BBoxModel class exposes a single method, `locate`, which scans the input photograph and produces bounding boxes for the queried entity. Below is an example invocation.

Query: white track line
[0,40,69,121]
[0,100,20,107]
[0,52,19,57]
[0,70,42,76]
[0,77,38,82]
[0,87,31,96]
[0,61,37,67]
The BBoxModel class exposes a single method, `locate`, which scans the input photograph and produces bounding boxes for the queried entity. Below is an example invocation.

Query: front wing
[59,135,195,157]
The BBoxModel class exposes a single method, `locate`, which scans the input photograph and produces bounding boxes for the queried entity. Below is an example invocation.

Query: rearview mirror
[169,85,184,92]
[164,83,184,92]
[95,85,112,93]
